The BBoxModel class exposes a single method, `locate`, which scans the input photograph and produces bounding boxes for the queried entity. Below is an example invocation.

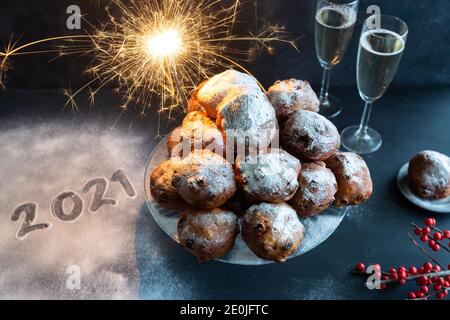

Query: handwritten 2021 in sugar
[10,169,136,240]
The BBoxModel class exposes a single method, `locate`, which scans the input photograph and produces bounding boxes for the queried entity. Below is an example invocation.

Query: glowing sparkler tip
[145,29,183,58]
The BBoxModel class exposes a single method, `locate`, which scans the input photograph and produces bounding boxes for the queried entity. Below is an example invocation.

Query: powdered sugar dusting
[267,79,320,121]
[173,149,236,208]
[273,204,305,242]
[0,118,202,299]
[237,149,300,201]
[418,150,450,191]
[338,152,367,185]
[197,69,260,115]
[0,120,145,299]
[179,208,238,247]
[169,121,224,157]
[282,110,339,160]
[300,166,336,202]
[294,111,337,150]
[218,87,277,149]
[246,203,304,243]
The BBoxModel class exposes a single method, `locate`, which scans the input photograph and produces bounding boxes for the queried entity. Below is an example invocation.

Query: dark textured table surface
[0,85,449,299]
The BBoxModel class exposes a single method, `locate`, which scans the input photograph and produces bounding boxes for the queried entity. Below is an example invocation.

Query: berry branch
[411,288,448,301]
[353,217,450,300]
[411,222,450,253]
[354,269,450,288]
[407,231,445,269]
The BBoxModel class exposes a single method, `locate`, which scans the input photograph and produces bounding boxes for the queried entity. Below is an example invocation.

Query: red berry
[434,232,443,240]
[398,270,407,279]
[409,266,417,275]
[444,281,450,288]
[436,277,445,285]
[420,235,428,242]
[434,284,442,291]
[389,273,398,280]
[444,290,449,296]
[424,262,433,270]
[443,230,450,239]
[432,244,440,251]
[433,265,441,272]
[389,267,397,274]
[422,227,431,235]
[418,267,425,274]
[428,239,436,247]
[355,263,365,272]
[420,286,429,294]
[436,292,445,299]
[418,276,428,285]
[373,264,381,272]
[414,228,422,235]
[399,279,406,285]
[416,291,425,298]
[425,218,435,227]
[382,275,389,281]
[408,292,416,299]
[380,284,386,290]
[445,275,450,282]
[398,266,406,272]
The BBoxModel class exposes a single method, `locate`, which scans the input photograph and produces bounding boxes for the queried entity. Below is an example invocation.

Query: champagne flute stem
[319,67,332,104]
[357,101,373,137]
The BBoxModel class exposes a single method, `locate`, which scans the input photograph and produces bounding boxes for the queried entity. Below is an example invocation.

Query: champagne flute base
[319,95,342,119]
[341,125,382,154]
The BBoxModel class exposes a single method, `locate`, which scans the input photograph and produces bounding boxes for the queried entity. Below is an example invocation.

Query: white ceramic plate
[144,136,349,265]
[397,163,450,213]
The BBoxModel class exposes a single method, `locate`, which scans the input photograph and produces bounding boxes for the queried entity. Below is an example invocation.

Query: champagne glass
[315,0,358,118]
[341,15,408,154]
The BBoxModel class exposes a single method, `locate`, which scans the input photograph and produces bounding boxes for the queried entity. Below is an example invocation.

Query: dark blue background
[0,0,449,89]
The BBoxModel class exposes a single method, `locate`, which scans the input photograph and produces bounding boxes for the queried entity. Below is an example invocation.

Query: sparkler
[0,0,298,117]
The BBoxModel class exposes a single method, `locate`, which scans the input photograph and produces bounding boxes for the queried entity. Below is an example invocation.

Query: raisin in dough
[167,111,224,158]
[172,149,236,209]
[281,110,340,162]
[267,79,320,123]
[178,207,239,262]
[242,202,305,263]
[325,152,373,207]
[408,150,450,200]
[150,157,186,208]
[289,161,337,217]
[235,149,301,203]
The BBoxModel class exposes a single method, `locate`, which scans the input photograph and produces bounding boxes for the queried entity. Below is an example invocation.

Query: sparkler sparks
[0,0,298,117]
[145,29,183,58]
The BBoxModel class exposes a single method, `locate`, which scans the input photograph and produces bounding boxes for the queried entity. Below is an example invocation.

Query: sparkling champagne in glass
[357,29,405,102]
[341,15,408,154]
[314,0,358,118]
